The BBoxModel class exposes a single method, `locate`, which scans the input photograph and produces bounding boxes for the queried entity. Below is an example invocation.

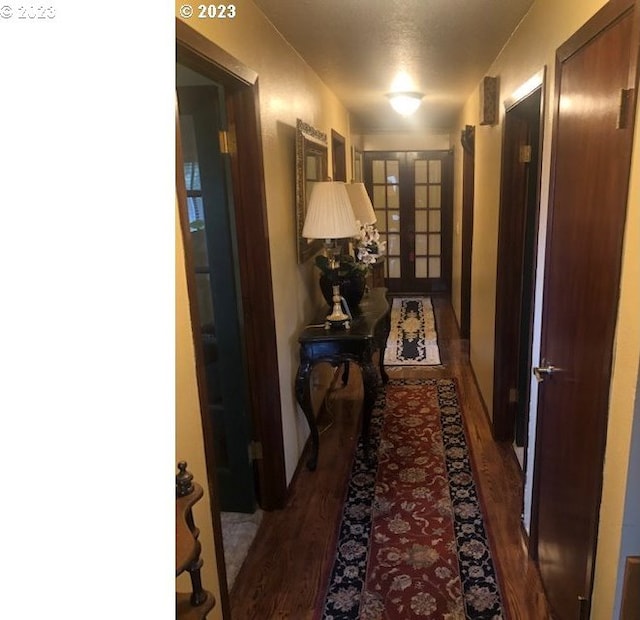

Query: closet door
[364,150,452,294]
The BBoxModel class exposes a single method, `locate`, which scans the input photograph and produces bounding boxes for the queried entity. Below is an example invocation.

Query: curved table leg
[341,361,350,386]
[379,348,389,384]
[376,308,391,384]
[295,359,319,471]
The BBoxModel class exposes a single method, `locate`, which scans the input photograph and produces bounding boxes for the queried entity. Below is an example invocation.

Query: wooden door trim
[177,19,287,513]
[557,0,636,65]
[177,19,258,86]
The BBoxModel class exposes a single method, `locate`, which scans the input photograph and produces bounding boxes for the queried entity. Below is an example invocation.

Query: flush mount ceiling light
[386,91,424,116]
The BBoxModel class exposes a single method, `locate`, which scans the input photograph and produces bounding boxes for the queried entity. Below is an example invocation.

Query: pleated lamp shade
[345,182,377,225]
[302,181,359,240]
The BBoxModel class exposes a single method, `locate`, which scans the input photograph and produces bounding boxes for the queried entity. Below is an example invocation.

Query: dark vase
[319,272,366,310]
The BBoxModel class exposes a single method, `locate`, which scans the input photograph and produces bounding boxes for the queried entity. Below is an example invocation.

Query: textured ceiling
[252,0,534,132]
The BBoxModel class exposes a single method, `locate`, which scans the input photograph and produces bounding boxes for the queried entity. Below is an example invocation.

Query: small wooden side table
[176,462,215,620]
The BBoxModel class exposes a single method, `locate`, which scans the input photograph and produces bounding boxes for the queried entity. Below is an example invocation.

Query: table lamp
[302,180,359,327]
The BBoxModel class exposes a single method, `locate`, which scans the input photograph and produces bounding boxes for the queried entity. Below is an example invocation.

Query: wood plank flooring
[230,295,551,619]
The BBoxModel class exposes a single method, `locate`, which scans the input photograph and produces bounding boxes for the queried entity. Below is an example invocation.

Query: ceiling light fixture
[386,91,424,116]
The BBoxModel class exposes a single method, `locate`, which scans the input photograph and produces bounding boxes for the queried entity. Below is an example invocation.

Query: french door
[364,150,453,294]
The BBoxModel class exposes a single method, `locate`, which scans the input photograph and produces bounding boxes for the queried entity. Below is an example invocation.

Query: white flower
[353,223,385,265]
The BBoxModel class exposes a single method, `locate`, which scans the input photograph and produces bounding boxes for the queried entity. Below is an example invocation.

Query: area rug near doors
[315,379,505,619]
[384,298,441,366]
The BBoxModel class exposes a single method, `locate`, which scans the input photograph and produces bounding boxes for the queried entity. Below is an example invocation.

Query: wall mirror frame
[296,118,328,263]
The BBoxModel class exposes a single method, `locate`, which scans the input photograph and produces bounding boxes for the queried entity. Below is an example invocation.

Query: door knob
[533,360,563,383]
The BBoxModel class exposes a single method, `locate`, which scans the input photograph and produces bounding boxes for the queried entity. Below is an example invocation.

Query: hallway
[229,295,551,618]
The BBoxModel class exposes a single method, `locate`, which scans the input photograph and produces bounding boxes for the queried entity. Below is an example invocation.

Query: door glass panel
[388,233,401,255]
[180,115,214,328]
[429,234,441,255]
[372,160,385,183]
[190,219,209,267]
[415,160,428,183]
[429,257,441,278]
[415,234,428,255]
[429,185,441,209]
[187,196,205,230]
[195,273,215,326]
[365,150,450,292]
[388,257,401,278]
[429,209,441,232]
[387,160,399,181]
[388,211,400,232]
[373,185,386,208]
[415,211,428,232]
[429,160,442,183]
[387,185,399,208]
[184,161,202,191]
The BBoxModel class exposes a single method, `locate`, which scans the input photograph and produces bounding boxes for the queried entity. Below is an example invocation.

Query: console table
[295,287,390,470]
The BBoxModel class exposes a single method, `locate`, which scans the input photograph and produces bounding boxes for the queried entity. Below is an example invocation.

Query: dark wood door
[331,129,346,181]
[531,2,639,617]
[364,150,452,294]
[460,126,475,339]
[177,81,256,513]
[493,86,543,445]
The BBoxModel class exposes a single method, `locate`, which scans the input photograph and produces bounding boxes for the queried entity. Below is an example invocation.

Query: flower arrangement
[314,252,367,283]
[313,223,386,282]
[355,223,386,266]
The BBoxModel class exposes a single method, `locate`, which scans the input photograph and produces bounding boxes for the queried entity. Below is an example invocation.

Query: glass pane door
[364,150,452,294]
[410,154,443,282]
[371,156,402,281]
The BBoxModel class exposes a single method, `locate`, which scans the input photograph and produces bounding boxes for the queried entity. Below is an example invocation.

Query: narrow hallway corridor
[230,295,551,619]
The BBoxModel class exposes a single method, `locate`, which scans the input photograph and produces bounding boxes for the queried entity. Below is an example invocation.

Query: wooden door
[331,129,346,181]
[493,86,543,445]
[364,150,452,294]
[531,2,639,617]
[460,126,475,339]
[177,81,257,513]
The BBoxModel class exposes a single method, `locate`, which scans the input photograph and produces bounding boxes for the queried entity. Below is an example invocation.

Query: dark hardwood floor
[230,295,551,619]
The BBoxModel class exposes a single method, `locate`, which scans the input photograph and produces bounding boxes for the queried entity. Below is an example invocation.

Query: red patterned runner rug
[315,379,505,619]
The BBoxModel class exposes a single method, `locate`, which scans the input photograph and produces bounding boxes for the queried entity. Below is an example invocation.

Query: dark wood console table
[295,287,390,470]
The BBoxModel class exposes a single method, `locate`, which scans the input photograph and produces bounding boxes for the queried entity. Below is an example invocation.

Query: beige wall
[450,0,640,616]
[361,132,450,151]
